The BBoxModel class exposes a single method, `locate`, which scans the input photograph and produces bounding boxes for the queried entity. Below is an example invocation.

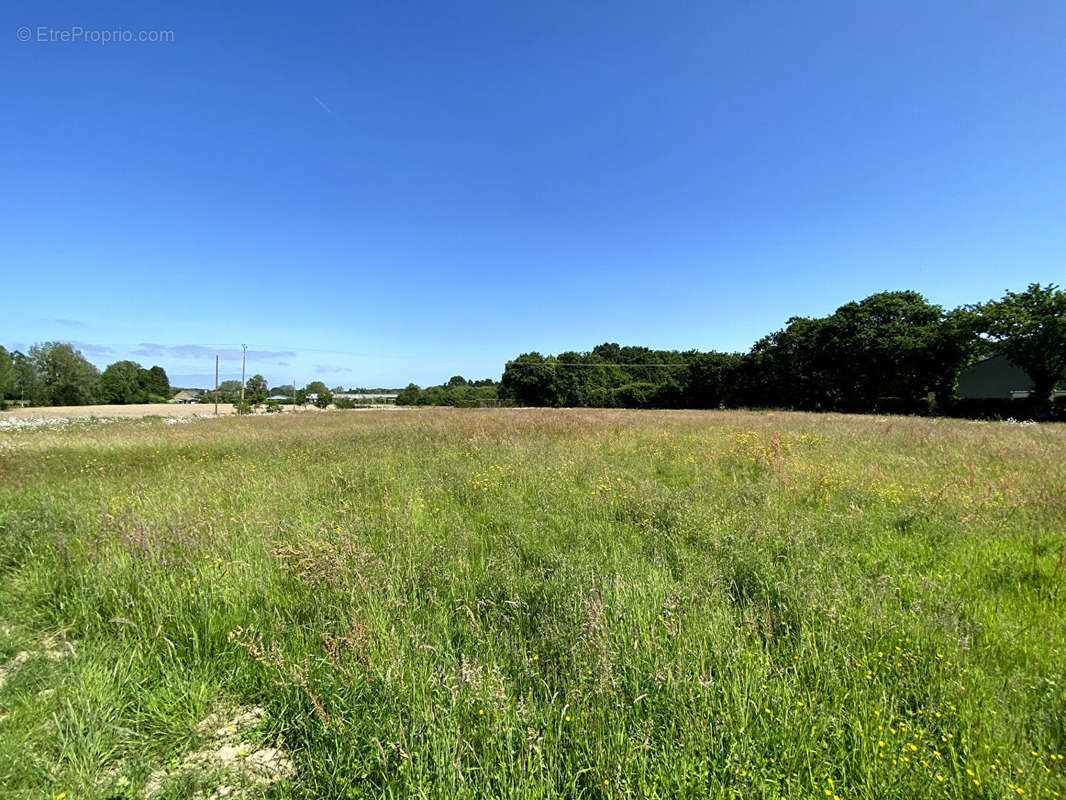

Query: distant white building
[333,393,398,401]
[169,389,201,404]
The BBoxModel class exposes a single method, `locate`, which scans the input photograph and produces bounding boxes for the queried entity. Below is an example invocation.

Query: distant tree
[29,342,100,406]
[0,347,13,406]
[447,375,468,387]
[553,351,621,407]
[927,307,983,409]
[101,360,145,404]
[217,380,243,403]
[305,381,328,397]
[971,283,1066,409]
[396,383,421,405]
[612,382,659,408]
[418,386,445,406]
[331,385,345,394]
[819,291,961,411]
[483,284,1054,418]
[303,381,332,408]
[500,353,561,406]
[468,384,499,406]
[740,317,835,410]
[445,385,474,406]
[683,351,742,408]
[11,351,44,405]
[394,380,498,407]
[139,365,170,400]
[269,384,295,398]
[734,292,972,412]
[592,342,621,362]
[245,374,268,405]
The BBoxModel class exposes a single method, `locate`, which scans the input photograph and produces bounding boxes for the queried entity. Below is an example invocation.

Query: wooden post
[240,344,247,403]
[214,355,219,416]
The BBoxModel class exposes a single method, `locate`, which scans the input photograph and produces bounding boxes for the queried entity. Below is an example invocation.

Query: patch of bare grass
[143,705,292,799]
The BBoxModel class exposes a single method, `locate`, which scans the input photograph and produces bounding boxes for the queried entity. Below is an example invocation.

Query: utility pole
[292,377,296,412]
[240,344,247,403]
[214,355,219,416]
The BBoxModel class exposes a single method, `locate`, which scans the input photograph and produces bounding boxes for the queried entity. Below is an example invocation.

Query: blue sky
[2,1,1063,388]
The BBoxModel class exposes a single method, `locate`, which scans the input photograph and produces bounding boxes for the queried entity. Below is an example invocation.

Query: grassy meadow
[0,408,1064,799]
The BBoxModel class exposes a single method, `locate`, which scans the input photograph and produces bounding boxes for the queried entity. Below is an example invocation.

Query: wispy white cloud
[70,341,115,357]
[133,343,297,361]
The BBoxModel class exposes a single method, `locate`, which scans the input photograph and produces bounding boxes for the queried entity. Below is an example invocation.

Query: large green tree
[10,351,44,405]
[737,292,975,412]
[500,353,562,407]
[0,346,14,405]
[741,316,836,410]
[29,342,100,406]
[101,360,145,404]
[971,283,1066,408]
[217,380,243,403]
[139,365,170,400]
[554,351,602,407]
[245,374,268,405]
[396,384,421,405]
[819,291,968,411]
[683,351,742,408]
[395,380,500,407]
[304,381,332,408]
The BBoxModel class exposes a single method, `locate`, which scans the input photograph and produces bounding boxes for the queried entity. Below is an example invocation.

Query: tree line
[498,284,1066,417]
[396,376,501,407]
[0,342,172,409]
[0,344,376,412]
[5,284,1061,417]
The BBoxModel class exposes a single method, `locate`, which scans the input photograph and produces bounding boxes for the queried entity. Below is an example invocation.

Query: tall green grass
[0,409,1064,799]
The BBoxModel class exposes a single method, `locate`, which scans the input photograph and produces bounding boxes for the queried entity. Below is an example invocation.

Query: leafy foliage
[100,361,144,404]
[970,283,1066,407]
[10,351,45,405]
[395,378,501,407]
[499,288,1057,415]
[245,375,268,405]
[99,361,172,404]
[303,382,333,409]
[28,342,101,406]
[3,285,1062,415]
[0,347,13,408]
[140,365,171,400]
[217,380,243,403]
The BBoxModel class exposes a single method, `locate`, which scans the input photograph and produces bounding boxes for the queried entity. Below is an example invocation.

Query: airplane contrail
[312,95,334,115]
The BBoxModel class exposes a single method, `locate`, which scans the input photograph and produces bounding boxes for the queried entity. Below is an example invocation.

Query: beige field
[0,402,238,419]
[0,403,403,420]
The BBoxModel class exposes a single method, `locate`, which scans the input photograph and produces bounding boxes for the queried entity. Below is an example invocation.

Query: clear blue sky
[2,1,1063,388]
